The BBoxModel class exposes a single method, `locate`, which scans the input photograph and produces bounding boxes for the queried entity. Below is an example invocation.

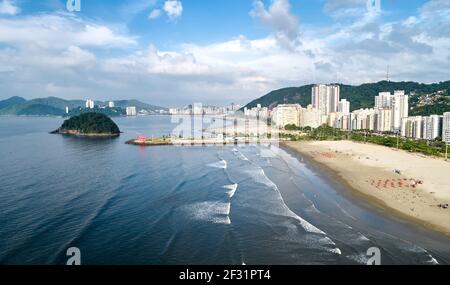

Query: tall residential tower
[312,84,340,115]
[392,91,409,131]
[443,112,450,144]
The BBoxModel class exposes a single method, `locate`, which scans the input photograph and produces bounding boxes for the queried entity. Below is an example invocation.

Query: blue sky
[0,0,449,106]
[16,0,428,49]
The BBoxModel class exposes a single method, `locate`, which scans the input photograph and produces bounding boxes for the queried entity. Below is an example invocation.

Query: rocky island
[52,112,121,137]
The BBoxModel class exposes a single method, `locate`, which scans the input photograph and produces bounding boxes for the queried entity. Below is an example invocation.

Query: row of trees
[280,125,448,157]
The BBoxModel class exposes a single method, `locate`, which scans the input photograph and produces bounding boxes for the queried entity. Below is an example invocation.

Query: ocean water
[0,115,449,265]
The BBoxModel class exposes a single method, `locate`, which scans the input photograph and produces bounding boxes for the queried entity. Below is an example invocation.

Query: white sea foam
[245,167,332,238]
[232,148,249,161]
[223,184,238,198]
[346,253,370,264]
[405,244,440,265]
[427,255,439,265]
[208,160,227,169]
[305,203,321,213]
[293,215,327,235]
[386,241,441,265]
[245,168,278,192]
[354,233,370,242]
[329,247,342,255]
[238,153,249,161]
[243,161,345,256]
[182,201,232,225]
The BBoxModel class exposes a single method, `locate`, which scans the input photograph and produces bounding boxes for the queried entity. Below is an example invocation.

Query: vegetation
[410,96,450,116]
[243,80,450,114]
[244,85,313,110]
[0,96,167,116]
[17,104,65,116]
[60,113,120,135]
[66,107,125,117]
[284,124,301,131]
[281,125,448,158]
[0,96,26,110]
[113,99,166,112]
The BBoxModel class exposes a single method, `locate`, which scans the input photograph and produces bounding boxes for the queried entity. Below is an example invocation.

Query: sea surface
[0,115,449,265]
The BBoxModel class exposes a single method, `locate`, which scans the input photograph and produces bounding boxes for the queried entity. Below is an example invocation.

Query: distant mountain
[0,96,26,110]
[17,104,65,116]
[0,96,167,116]
[112,99,166,112]
[0,97,86,116]
[243,81,450,115]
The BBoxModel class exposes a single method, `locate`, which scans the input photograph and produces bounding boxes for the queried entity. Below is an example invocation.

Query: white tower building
[392,91,409,131]
[443,112,450,144]
[338,99,350,115]
[312,84,340,115]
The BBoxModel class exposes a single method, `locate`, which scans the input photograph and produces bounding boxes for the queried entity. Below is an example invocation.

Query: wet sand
[282,140,450,236]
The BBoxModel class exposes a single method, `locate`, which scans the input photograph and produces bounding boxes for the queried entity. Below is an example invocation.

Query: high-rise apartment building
[126,106,137,116]
[376,108,393,132]
[299,105,321,129]
[375,92,393,109]
[272,104,301,128]
[392,91,409,131]
[443,112,450,144]
[338,99,350,115]
[422,115,442,141]
[85,99,95,109]
[402,116,423,139]
[311,84,340,115]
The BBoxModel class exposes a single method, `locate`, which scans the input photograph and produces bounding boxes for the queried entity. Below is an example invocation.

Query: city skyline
[247,83,450,143]
[0,0,449,106]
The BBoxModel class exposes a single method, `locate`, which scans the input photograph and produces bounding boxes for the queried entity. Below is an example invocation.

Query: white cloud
[0,0,20,15]
[103,45,210,76]
[163,0,183,21]
[148,9,161,19]
[0,14,137,48]
[119,0,158,17]
[250,0,300,50]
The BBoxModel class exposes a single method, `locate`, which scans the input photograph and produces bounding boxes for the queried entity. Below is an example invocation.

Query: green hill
[0,97,85,116]
[0,96,27,110]
[17,104,65,116]
[112,99,167,112]
[0,96,167,116]
[55,113,120,136]
[244,81,450,115]
[410,96,450,116]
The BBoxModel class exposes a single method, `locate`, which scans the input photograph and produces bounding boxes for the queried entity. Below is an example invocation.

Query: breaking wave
[208,160,228,169]
[181,201,231,225]
[223,184,238,199]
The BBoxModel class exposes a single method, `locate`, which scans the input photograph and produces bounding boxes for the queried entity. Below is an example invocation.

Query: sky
[0,0,449,107]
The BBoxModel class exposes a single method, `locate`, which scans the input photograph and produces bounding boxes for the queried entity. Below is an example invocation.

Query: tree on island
[55,113,120,136]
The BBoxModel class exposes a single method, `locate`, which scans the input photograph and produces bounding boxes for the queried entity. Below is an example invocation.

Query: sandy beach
[283,140,450,235]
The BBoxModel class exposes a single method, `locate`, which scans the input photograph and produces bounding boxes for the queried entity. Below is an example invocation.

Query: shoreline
[281,140,450,237]
[51,129,120,138]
